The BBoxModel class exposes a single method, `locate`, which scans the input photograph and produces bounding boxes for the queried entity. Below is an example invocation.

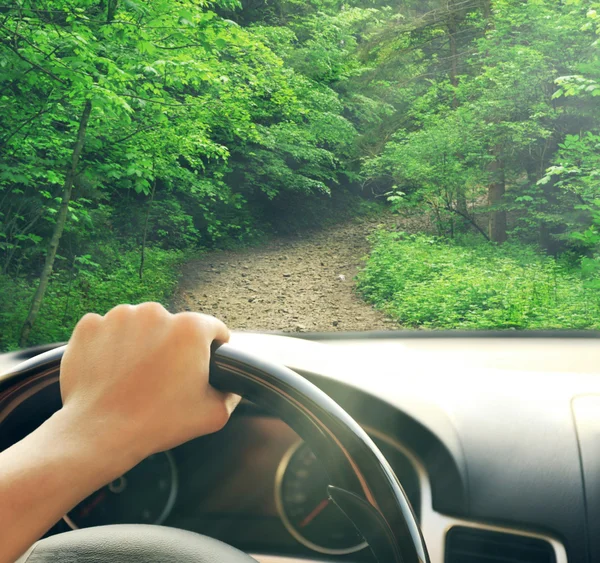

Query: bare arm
[0,303,240,563]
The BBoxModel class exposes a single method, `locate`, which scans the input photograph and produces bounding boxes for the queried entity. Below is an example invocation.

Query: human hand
[0,303,240,563]
[59,303,240,475]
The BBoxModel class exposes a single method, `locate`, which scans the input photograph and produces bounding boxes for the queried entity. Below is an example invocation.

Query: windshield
[1,0,599,350]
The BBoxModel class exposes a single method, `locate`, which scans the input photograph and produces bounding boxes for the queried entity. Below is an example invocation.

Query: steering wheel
[1,343,429,563]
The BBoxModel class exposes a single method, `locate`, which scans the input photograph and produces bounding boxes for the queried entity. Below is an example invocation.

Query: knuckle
[74,312,103,335]
[136,301,169,321]
[173,313,209,339]
[136,301,167,314]
[105,303,135,320]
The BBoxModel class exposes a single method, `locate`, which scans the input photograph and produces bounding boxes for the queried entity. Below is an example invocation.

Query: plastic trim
[367,429,568,563]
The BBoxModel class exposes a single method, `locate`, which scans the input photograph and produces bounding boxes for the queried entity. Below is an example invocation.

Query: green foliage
[358,232,600,330]
[361,0,598,247]
[0,0,374,349]
[0,0,361,272]
[2,0,600,348]
[533,133,600,250]
[0,246,183,351]
[365,112,489,236]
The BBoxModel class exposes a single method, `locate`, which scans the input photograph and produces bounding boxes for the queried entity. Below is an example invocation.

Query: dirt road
[174,215,407,333]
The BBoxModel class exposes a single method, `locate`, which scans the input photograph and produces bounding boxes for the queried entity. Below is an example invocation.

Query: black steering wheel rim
[0,343,429,563]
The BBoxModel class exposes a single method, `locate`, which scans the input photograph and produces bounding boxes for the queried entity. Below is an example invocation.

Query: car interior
[2,330,598,563]
[1,1,599,560]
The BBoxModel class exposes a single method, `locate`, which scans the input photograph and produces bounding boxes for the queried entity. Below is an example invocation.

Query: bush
[0,246,183,351]
[357,232,600,330]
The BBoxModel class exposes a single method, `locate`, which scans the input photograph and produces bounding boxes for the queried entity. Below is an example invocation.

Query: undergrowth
[0,247,183,351]
[357,232,600,330]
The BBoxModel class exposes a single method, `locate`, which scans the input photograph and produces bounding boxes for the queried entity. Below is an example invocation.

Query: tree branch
[0,37,67,84]
[0,96,55,149]
[445,204,490,241]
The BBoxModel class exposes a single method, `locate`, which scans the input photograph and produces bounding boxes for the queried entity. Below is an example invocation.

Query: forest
[1,0,600,350]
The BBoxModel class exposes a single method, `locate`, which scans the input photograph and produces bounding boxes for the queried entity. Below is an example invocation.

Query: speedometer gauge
[275,441,368,555]
[64,451,177,529]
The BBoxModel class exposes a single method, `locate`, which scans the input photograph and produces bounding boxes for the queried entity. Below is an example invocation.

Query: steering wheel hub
[16,525,257,563]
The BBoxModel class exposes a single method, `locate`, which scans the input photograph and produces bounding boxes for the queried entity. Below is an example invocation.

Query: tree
[19,100,92,346]
[1,0,248,342]
[1,0,368,345]
[2,0,600,348]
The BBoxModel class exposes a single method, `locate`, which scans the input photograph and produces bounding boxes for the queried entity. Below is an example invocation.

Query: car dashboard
[56,410,421,560]
[2,331,600,563]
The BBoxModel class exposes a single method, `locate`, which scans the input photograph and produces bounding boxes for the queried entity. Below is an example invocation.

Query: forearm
[0,408,135,563]
[0,304,235,562]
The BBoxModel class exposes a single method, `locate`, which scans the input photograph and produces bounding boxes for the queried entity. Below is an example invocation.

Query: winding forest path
[174,213,413,332]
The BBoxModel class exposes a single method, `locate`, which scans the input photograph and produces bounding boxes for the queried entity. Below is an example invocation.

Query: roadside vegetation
[1,0,600,349]
[358,233,600,330]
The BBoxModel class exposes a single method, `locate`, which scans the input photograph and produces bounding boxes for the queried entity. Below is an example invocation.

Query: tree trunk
[456,189,468,215]
[533,139,562,255]
[480,4,505,243]
[19,99,92,347]
[487,153,507,243]
[107,0,119,24]
[539,181,562,255]
[139,177,156,280]
[447,0,460,108]
[480,0,492,20]
[448,28,459,109]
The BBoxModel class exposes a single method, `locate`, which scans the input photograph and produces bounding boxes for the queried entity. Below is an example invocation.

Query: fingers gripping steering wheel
[1,344,430,563]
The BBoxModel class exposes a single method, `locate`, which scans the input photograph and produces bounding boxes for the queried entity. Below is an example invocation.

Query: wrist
[49,406,145,486]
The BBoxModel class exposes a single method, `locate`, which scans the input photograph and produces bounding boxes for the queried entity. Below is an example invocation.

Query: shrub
[0,246,183,351]
[357,232,600,330]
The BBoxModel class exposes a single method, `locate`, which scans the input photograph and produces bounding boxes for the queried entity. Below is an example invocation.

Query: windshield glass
[1,0,599,350]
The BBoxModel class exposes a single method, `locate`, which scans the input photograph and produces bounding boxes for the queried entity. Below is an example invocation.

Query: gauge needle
[79,490,107,519]
[299,498,330,528]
